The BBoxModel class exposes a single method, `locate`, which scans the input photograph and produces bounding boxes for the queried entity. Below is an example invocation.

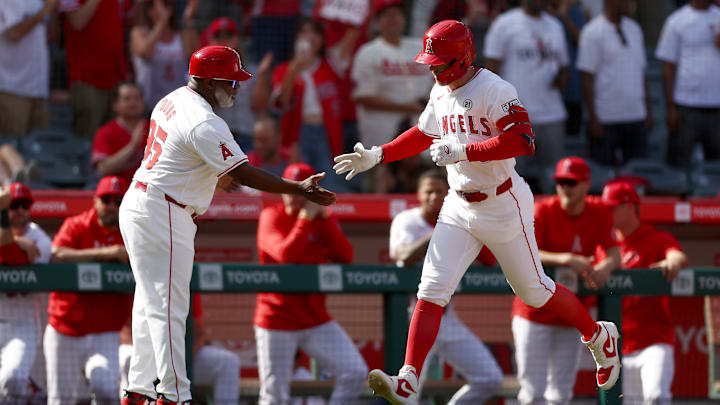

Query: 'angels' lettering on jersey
[440,114,491,136]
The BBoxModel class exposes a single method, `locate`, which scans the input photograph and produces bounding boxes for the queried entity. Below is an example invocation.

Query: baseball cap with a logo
[207,17,238,38]
[282,163,315,181]
[9,182,33,204]
[553,156,590,182]
[602,182,640,207]
[95,176,129,198]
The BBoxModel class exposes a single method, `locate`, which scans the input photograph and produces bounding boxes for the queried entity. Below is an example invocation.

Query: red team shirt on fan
[49,209,132,336]
[511,196,617,325]
[0,242,30,265]
[91,119,149,184]
[254,203,353,330]
[620,224,681,354]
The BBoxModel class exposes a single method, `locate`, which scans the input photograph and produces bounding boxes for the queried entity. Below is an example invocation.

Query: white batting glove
[333,142,383,180]
[430,139,467,166]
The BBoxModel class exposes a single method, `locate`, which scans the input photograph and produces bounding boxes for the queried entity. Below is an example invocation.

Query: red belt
[135,181,197,219]
[456,177,513,203]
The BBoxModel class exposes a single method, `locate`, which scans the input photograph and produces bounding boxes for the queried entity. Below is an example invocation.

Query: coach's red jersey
[619,224,680,353]
[49,209,132,336]
[512,196,617,325]
[254,203,353,330]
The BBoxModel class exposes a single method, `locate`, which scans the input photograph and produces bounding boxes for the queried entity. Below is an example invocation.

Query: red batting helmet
[189,45,252,82]
[415,20,475,85]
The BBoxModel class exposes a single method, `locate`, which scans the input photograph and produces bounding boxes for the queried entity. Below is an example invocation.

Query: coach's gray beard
[215,87,234,108]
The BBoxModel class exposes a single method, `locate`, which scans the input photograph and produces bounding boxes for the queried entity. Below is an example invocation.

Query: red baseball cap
[282,163,315,181]
[553,156,590,182]
[207,17,238,38]
[9,182,33,204]
[602,182,640,207]
[376,0,404,15]
[95,176,129,198]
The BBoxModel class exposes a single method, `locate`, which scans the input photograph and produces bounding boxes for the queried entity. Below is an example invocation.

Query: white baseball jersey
[389,207,433,267]
[418,68,522,191]
[133,86,248,215]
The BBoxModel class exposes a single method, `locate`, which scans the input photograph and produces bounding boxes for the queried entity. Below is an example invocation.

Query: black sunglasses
[100,195,123,206]
[9,200,32,210]
[556,178,579,187]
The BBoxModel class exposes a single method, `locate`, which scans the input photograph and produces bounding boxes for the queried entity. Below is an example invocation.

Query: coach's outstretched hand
[333,142,383,180]
[299,173,336,206]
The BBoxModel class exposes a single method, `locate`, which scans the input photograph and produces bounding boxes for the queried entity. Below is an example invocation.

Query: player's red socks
[404,299,444,374]
[540,284,599,340]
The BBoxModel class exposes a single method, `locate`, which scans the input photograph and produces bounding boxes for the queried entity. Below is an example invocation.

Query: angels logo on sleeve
[220,142,234,161]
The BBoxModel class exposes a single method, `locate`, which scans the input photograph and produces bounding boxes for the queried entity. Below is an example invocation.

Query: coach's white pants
[512,316,581,405]
[0,318,39,405]
[120,184,197,402]
[418,308,503,405]
[44,325,119,405]
[254,321,368,405]
[419,173,555,308]
[622,344,674,405]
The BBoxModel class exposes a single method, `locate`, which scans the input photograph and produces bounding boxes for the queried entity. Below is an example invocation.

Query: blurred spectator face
[525,0,549,13]
[94,176,128,227]
[207,17,241,50]
[295,20,325,58]
[609,202,636,228]
[282,163,315,215]
[556,178,590,207]
[377,6,406,39]
[282,194,305,215]
[253,119,280,161]
[417,175,448,219]
[8,199,32,229]
[114,84,145,120]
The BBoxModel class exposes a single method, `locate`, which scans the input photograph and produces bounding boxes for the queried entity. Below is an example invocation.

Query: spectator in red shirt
[45,175,133,405]
[91,82,148,184]
[246,115,293,177]
[601,182,688,405]
[59,0,127,138]
[254,163,367,405]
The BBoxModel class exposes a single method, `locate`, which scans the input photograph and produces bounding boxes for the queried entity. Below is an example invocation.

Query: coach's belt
[456,177,513,203]
[134,181,197,219]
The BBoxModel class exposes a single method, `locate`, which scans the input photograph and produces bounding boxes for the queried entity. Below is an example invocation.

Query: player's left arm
[650,233,687,281]
[587,246,621,290]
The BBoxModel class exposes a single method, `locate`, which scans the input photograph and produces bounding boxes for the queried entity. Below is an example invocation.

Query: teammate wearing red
[254,163,367,405]
[46,176,133,405]
[602,182,687,404]
[511,157,620,405]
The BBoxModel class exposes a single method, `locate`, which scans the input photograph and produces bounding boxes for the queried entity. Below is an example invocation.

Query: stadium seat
[21,129,92,187]
[617,158,690,196]
[690,161,720,197]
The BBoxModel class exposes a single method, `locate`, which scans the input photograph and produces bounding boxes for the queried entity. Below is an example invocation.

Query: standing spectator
[601,182,688,405]
[91,82,149,184]
[656,0,720,167]
[270,19,351,191]
[351,0,432,192]
[130,0,200,112]
[46,175,133,405]
[0,0,56,137]
[254,163,367,405]
[247,116,292,177]
[390,169,504,404]
[577,0,652,166]
[511,156,621,405]
[484,0,569,179]
[60,0,127,138]
[250,0,301,66]
[0,183,52,405]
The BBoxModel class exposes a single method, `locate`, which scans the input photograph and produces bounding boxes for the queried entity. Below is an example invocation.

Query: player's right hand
[332,142,383,180]
[299,173,336,206]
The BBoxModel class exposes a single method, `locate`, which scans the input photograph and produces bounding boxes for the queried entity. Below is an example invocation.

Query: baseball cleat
[368,365,419,405]
[582,321,621,390]
[121,391,154,405]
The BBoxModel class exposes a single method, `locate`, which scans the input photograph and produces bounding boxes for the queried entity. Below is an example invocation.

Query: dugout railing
[1,264,719,404]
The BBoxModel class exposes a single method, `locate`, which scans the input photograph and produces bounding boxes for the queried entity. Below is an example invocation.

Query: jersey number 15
[142,120,167,170]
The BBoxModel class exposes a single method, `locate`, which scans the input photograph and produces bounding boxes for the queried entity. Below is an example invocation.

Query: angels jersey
[418,68,522,191]
[133,86,248,215]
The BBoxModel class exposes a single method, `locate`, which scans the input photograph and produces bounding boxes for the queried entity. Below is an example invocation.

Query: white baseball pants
[511,316,581,405]
[419,172,556,308]
[0,318,39,405]
[120,183,197,402]
[622,343,674,405]
[44,325,120,405]
[418,308,503,405]
[254,321,368,405]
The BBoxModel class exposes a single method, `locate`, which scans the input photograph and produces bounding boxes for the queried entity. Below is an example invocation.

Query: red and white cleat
[121,391,154,405]
[583,321,621,390]
[368,365,419,405]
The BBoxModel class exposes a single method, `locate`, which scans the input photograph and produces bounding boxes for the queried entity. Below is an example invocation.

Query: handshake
[332,140,468,180]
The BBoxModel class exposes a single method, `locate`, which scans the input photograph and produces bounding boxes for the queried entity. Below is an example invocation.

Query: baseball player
[333,20,621,405]
[390,169,503,404]
[0,183,52,405]
[46,175,134,405]
[512,156,621,405]
[118,45,335,405]
[601,182,688,405]
[254,162,367,405]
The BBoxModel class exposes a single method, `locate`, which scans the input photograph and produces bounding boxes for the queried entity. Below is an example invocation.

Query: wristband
[0,210,9,228]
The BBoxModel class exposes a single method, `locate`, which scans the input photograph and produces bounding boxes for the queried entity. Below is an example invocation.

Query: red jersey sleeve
[0,242,31,265]
[270,63,290,109]
[52,217,82,249]
[533,200,549,249]
[656,231,682,256]
[91,124,114,166]
[318,215,353,264]
[596,204,618,251]
[257,207,313,263]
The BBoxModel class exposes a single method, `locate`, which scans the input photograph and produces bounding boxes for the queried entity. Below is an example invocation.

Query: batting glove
[430,140,467,166]
[333,142,383,180]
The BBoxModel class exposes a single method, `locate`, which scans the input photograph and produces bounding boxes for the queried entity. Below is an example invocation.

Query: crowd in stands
[0,0,718,197]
